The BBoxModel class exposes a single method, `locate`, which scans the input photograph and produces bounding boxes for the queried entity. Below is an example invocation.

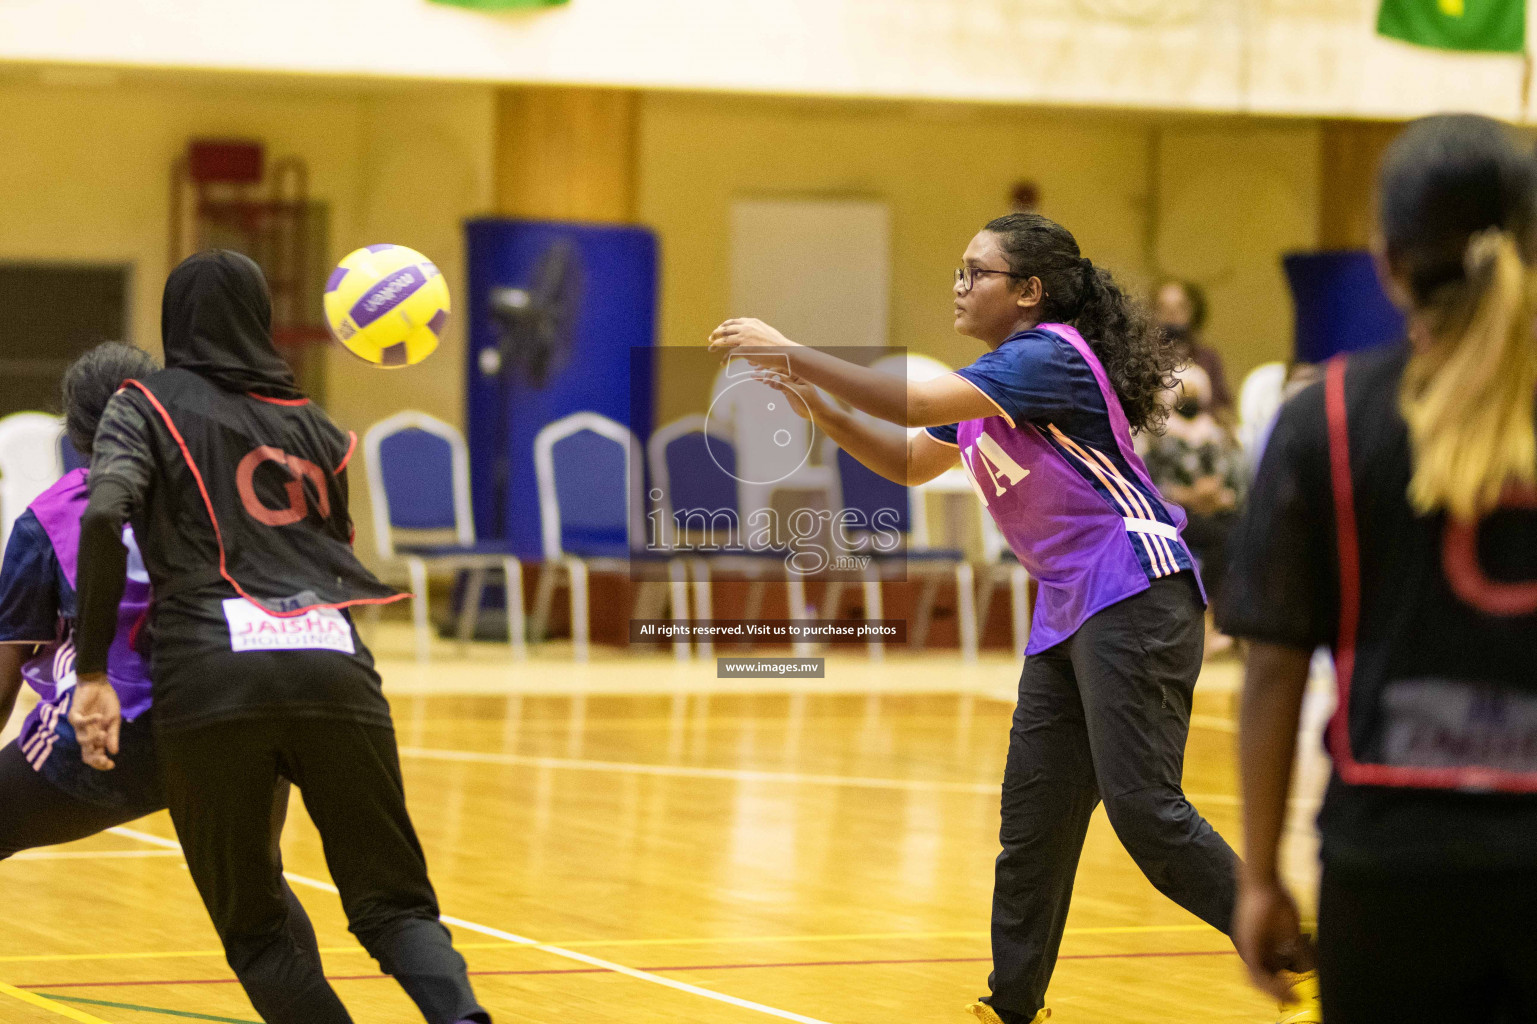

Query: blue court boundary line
[35,993,259,1023]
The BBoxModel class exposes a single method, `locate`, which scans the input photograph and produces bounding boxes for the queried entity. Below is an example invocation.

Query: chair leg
[457,567,487,652]
[503,558,527,661]
[786,576,812,657]
[862,577,884,661]
[822,580,845,620]
[668,559,691,662]
[976,565,999,639]
[955,562,978,663]
[406,557,430,664]
[567,558,590,662]
[1010,565,1031,655]
[742,579,767,623]
[691,561,714,659]
[911,576,941,650]
[531,563,559,642]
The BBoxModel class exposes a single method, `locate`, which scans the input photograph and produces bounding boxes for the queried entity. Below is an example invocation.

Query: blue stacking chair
[824,439,978,661]
[647,415,813,658]
[363,410,525,663]
[533,411,689,661]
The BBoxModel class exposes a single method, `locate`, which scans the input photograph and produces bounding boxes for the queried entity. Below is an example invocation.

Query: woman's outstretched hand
[708,318,801,367]
[752,369,823,422]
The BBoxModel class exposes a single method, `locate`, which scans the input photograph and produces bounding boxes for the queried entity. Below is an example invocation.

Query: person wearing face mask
[1142,362,1247,654]
[1154,279,1235,420]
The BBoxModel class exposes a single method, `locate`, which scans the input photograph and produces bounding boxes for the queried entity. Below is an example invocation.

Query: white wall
[0,0,1528,121]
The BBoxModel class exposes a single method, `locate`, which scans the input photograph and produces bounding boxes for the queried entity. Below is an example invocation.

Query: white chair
[1237,361,1288,461]
[363,410,525,663]
[976,515,1032,656]
[0,413,65,554]
[533,411,689,662]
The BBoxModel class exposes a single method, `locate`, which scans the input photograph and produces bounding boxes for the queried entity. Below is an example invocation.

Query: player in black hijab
[71,250,490,1024]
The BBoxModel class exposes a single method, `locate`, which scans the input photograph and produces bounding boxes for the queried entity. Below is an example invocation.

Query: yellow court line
[0,978,116,1023]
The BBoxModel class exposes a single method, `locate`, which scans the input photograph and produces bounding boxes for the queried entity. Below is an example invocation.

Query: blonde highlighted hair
[1399,228,1537,521]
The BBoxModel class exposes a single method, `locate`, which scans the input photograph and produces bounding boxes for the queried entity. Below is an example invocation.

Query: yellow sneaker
[967,1003,1049,1024]
[1277,969,1321,1024]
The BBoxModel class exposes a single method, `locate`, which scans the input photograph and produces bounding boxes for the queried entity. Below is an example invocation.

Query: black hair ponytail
[985,212,1179,433]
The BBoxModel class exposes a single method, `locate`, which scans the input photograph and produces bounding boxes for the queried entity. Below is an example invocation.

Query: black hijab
[161,250,302,400]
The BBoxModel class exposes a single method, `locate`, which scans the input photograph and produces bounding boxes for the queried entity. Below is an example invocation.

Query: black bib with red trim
[128,368,402,616]
[1325,350,1537,794]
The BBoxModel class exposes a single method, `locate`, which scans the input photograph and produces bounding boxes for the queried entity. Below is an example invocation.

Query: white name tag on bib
[223,598,356,654]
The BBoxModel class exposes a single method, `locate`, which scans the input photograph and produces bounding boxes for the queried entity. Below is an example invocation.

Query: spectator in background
[1155,279,1235,418]
[1143,363,1246,655]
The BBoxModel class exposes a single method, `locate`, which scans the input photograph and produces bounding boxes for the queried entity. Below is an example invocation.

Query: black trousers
[1319,862,1537,1024]
[983,573,1239,1021]
[157,714,488,1024]
[0,739,158,859]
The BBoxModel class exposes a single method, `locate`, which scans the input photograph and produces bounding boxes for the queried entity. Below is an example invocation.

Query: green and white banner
[1377,0,1525,53]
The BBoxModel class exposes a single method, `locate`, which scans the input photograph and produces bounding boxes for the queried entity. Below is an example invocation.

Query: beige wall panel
[1153,121,1322,378]
[639,95,1319,426]
[495,87,637,222]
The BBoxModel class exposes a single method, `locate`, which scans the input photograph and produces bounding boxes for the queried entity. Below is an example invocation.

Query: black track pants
[983,573,1240,1022]
[157,714,488,1024]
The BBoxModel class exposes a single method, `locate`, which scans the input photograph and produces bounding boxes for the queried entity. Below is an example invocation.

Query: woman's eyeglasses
[955,266,1019,294]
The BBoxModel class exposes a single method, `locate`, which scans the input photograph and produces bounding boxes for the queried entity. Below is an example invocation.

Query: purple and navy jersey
[0,471,153,773]
[927,325,1201,653]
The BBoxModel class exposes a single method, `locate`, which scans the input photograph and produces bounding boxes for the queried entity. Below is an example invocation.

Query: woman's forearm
[1237,642,1312,882]
[778,348,914,426]
[814,401,916,485]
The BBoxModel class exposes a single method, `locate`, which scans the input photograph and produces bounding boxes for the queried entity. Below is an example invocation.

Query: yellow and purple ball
[323,244,450,368]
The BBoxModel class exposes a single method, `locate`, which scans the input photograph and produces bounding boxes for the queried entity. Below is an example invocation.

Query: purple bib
[22,468,154,720]
[956,324,1204,654]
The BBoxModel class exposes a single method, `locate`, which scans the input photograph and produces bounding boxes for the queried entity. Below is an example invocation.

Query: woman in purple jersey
[711,213,1316,1024]
[0,344,164,857]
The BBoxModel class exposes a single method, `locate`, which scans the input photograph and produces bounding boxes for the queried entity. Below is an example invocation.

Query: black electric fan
[481,240,584,538]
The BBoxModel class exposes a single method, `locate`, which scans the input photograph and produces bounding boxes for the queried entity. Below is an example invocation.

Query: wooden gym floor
[0,627,1333,1024]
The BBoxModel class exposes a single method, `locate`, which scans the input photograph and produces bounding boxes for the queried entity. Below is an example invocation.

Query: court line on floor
[0,979,115,1023]
[35,993,258,1023]
[103,827,833,1024]
[393,744,1312,809]
[22,948,1242,991]
[0,923,1218,966]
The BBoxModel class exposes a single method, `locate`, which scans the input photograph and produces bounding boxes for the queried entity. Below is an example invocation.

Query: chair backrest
[0,413,65,554]
[534,411,644,560]
[1236,361,1288,457]
[646,415,739,548]
[362,410,474,561]
[822,437,911,542]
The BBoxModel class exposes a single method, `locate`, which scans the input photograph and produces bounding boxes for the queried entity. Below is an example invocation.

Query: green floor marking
[35,993,260,1024]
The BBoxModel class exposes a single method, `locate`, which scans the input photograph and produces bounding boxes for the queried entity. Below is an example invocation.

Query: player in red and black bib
[1227,115,1537,1022]
[71,250,490,1024]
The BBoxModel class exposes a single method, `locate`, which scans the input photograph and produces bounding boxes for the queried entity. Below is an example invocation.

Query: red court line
[21,949,1236,991]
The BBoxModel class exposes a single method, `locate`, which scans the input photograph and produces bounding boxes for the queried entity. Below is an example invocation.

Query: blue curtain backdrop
[1283,250,1405,364]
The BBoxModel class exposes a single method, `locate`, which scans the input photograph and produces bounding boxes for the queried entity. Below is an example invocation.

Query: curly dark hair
[985,213,1179,433]
[60,342,160,457]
